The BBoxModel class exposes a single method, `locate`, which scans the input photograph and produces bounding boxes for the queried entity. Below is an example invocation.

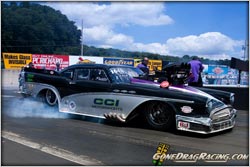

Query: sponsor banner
[202,64,209,73]
[103,57,134,66]
[207,65,229,75]
[32,54,69,70]
[2,53,32,69]
[148,59,162,71]
[134,59,141,67]
[134,58,162,71]
[69,55,104,65]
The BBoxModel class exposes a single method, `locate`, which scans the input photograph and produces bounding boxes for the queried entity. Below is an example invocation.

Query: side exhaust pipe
[104,113,126,123]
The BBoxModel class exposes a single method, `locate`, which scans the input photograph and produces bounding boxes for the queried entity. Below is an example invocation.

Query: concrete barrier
[1,70,248,110]
[1,69,19,89]
[204,86,249,110]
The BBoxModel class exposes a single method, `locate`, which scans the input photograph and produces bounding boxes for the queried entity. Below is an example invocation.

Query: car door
[72,68,92,93]
[74,68,112,93]
[61,68,114,117]
[57,68,79,97]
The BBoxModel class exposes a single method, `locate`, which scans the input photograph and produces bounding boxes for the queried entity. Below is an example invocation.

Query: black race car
[21,64,236,134]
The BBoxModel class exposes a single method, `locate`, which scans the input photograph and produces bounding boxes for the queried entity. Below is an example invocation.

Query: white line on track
[2,131,104,166]
[1,95,16,98]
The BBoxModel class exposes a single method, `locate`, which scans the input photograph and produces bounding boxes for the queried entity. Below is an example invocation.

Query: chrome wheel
[145,102,175,130]
[45,89,57,106]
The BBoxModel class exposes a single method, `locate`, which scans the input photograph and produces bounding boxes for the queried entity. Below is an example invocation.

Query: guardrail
[204,84,248,88]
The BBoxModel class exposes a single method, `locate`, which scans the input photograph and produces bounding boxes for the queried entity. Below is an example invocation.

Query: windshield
[109,67,145,83]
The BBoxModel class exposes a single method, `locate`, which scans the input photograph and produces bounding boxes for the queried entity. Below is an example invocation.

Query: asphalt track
[1,88,249,166]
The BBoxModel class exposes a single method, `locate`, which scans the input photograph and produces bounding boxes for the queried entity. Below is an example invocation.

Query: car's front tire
[45,89,57,106]
[144,101,175,131]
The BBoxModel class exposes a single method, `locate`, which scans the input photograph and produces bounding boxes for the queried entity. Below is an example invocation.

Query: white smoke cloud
[6,98,69,119]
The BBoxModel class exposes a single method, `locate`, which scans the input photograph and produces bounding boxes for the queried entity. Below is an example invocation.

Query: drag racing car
[20,63,237,134]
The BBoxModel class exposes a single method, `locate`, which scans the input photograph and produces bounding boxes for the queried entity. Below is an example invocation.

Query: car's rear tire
[45,89,57,106]
[144,101,175,131]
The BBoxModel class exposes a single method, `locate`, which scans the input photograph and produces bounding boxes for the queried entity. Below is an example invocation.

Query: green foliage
[2,2,81,54]
[180,55,231,65]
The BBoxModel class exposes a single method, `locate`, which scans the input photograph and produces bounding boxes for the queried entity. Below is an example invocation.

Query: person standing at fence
[137,57,149,75]
[28,62,35,68]
[56,62,61,71]
[18,67,25,91]
[188,56,204,87]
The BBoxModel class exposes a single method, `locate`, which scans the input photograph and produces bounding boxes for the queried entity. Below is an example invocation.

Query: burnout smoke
[6,98,69,119]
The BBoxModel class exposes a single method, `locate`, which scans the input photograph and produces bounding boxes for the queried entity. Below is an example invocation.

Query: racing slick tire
[44,89,57,106]
[144,101,175,131]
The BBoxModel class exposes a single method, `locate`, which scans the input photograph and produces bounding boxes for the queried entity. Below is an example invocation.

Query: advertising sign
[32,54,69,70]
[148,60,162,71]
[134,59,141,67]
[2,53,32,69]
[134,58,162,71]
[103,57,134,66]
[69,55,104,65]
[207,65,229,75]
[202,64,208,73]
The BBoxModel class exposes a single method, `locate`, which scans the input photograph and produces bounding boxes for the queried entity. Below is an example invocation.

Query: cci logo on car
[94,98,120,107]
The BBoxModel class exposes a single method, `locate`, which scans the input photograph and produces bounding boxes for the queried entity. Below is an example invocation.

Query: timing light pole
[242,40,249,61]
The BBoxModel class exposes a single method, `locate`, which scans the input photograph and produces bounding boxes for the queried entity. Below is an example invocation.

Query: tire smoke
[5,98,69,119]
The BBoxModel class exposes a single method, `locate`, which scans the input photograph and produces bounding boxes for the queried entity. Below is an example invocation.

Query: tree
[182,55,191,62]
[1,2,81,54]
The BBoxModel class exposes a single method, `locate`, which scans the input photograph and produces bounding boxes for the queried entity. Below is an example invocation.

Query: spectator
[28,62,35,68]
[188,56,204,87]
[18,67,25,91]
[137,57,149,75]
[56,62,60,71]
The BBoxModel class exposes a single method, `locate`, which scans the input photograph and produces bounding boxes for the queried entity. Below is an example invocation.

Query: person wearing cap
[188,56,204,87]
[137,57,149,75]
[28,62,35,68]
[56,62,61,71]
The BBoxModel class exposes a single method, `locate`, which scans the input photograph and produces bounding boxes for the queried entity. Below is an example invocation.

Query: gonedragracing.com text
[153,152,249,163]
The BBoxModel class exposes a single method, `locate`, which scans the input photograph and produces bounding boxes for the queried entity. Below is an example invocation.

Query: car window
[77,69,90,80]
[61,69,74,80]
[90,69,109,82]
[109,67,145,83]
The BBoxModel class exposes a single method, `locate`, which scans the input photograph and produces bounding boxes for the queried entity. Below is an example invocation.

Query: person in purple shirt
[188,56,204,87]
[137,57,149,75]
